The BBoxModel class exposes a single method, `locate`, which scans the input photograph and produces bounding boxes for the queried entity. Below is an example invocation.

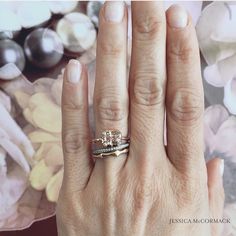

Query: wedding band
[92,129,129,147]
[92,148,129,159]
[93,143,129,155]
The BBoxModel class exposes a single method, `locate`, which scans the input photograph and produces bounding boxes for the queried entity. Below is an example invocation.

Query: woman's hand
[56,2,225,236]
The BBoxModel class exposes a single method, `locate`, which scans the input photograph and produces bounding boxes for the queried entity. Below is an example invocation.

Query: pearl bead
[24,28,64,69]
[56,12,96,53]
[0,39,25,80]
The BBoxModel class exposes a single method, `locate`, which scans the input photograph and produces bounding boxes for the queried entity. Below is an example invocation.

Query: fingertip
[166,4,193,29]
[65,59,82,84]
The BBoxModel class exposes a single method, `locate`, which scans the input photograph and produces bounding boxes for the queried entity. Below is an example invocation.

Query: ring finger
[93,2,128,174]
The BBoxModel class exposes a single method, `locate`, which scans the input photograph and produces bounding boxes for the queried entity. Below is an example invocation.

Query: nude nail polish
[104,1,124,23]
[168,4,188,28]
[67,59,82,84]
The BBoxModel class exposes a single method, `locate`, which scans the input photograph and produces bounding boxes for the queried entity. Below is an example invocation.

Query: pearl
[87,1,104,28]
[0,39,25,80]
[56,12,96,53]
[24,28,64,69]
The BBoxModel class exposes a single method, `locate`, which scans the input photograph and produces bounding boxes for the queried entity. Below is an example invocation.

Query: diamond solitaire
[101,130,122,147]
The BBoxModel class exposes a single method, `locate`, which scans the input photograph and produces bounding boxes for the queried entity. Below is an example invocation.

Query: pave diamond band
[93,143,129,155]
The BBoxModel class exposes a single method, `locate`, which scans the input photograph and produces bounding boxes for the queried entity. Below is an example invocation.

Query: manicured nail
[168,4,188,28]
[104,1,124,23]
[220,159,224,177]
[67,59,82,84]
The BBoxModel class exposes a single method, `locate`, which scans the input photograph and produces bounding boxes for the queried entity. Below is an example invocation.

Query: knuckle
[133,15,164,41]
[63,102,86,113]
[168,88,203,124]
[63,129,88,155]
[133,73,164,106]
[96,94,127,122]
[99,39,124,57]
[134,183,152,211]
[168,36,196,64]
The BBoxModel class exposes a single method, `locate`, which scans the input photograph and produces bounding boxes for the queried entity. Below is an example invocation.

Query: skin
[56,2,225,236]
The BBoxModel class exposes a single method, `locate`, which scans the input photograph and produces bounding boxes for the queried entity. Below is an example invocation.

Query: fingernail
[220,159,224,177]
[104,1,124,23]
[168,4,188,28]
[67,59,82,84]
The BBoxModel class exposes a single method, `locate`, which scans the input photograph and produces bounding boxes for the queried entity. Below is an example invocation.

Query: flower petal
[204,105,229,134]
[215,116,236,160]
[196,2,236,65]
[204,105,229,154]
[224,77,236,115]
[0,138,30,173]
[211,3,236,43]
[204,64,225,87]
[16,2,51,28]
[204,53,236,87]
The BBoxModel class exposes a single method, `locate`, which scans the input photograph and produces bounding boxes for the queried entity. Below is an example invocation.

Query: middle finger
[129,2,167,165]
[93,2,128,172]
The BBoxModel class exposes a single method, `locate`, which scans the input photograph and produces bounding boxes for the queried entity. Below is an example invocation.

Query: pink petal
[0,147,7,178]
[204,105,229,154]
[204,64,225,87]
[0,103,35,162]
[224,77,236,115]
[0,165,27,219]
[204,53,236,87]
[196,2,236,65]
[215,116,236,160]
[0,91,11,113]
[211,3,236,43]
[204,105,229,134]
[0,138,30,173]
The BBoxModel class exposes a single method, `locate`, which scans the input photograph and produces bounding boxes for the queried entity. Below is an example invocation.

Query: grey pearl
[24,28,64,69]
[0,39,25,72]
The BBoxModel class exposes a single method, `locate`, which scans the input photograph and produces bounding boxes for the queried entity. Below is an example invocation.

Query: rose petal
[204,64,225,87]
[0,165,27,220]
[196,2,236,65]
[204,105,229,134]
[224,77,236,115]
[204,105,229,154]
[214,116,236,160]
[204,53,236,87]
[16,2,51,28]
[0,138,30,173]
[0,103,35,161]
[0,147,7,178]
[211,3,236,43]
[0,90,11,113]
[0,5,21,31]
[0,63,23,80]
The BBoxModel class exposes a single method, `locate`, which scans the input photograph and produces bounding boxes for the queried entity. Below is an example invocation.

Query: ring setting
[92,129,130,159]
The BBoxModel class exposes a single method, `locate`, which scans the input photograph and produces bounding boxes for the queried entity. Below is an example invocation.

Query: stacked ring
[92,130,130,159]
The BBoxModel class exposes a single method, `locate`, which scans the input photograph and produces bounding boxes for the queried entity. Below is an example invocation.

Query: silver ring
[92,143,129,155]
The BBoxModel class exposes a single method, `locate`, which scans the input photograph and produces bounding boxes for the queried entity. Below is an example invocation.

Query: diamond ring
[92,130,129,147]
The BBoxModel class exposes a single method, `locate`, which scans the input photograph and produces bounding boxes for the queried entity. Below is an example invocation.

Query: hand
[56,2,225,236]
